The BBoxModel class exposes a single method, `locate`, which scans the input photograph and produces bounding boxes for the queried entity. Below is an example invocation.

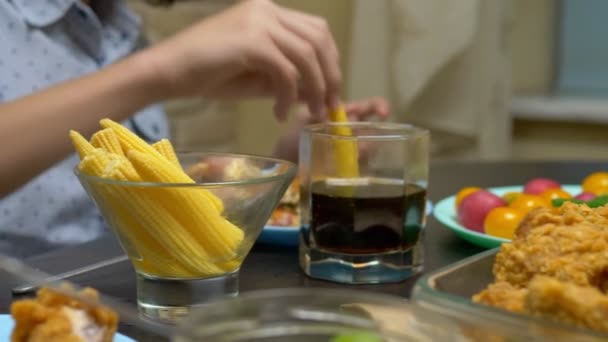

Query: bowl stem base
[136,270,239,323]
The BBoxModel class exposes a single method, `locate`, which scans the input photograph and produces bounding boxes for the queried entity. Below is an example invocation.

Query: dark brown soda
[310,180,426,254]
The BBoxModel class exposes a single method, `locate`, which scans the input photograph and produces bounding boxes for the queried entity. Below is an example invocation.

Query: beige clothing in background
[348,0,512,160]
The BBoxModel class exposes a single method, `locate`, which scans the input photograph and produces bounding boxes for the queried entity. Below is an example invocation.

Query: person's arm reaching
[0,0,341,197]
[273,98,391,163]
[0,52,163,197]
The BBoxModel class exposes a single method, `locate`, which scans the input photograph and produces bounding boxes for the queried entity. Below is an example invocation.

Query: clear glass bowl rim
[175,287,416,339]
[74,151,297,188]
[303,122,430,141]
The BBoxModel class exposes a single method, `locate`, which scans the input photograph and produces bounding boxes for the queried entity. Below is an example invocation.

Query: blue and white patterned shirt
[0,0,169,249]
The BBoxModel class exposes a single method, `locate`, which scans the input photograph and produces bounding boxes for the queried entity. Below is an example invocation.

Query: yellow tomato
[582,172,608,195]
[509,194,550,215]
[502,191,522,205]
[483,207,524,239]
[455,187,481,209]
[539,188,572,202]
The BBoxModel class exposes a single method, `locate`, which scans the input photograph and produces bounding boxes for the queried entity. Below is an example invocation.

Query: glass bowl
[172,287,434,341]
[76,152,296,323]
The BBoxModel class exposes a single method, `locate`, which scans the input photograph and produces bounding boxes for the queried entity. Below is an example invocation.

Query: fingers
[278,8,342,111]
[269,27,326,119]
[245,40,299,122]
[345,97,391,121]
[210,1,342,121]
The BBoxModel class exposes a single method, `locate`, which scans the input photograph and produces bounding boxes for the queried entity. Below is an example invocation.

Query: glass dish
[173,287,439,341]
[76,152,296,323]
[299,122,430,284]
[411,249,608,341]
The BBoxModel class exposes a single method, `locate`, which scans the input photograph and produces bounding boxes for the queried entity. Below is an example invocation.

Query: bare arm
[0,0,342,197]
[0,52,162,196]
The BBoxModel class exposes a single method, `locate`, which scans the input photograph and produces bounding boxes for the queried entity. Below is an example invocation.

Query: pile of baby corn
[70,119,243,278]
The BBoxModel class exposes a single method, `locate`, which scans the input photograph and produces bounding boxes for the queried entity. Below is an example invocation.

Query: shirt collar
[11,0,77,27]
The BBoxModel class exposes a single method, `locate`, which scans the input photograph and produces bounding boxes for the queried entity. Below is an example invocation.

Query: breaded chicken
[472,281,527,313]
[11,285,118,342]
[493,202,608,289]
[474,202,608,335]
[526,275,608,333]
[515,202,608,240]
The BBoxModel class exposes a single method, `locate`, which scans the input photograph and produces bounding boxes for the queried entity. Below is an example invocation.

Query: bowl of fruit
[433,174,608,249]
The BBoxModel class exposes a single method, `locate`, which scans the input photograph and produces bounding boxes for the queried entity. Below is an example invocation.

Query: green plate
[433,185,582,249]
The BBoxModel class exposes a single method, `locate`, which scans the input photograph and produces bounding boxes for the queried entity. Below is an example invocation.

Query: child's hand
[273,97,390,162]
[144,0,341,122]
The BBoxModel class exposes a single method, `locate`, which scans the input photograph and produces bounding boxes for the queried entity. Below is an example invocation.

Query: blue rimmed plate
[433,185,582,249]
[258,200,434,247]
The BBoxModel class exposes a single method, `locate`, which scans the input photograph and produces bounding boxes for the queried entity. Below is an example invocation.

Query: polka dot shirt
[0,0,169,247]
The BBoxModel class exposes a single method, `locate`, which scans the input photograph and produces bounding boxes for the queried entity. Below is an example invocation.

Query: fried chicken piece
[472,281,527,313]
[493,203,608,289]
[526,275,608,333]
[472,202,608,335]
[515,202,608,240]
[11,285,118,342]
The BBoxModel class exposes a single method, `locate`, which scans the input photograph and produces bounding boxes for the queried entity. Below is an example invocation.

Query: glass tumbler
[298,122,430,284]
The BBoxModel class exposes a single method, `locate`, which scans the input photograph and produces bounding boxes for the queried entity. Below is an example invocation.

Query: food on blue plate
[552,195,608,209]
[582,171,608,195]
[454,187,481,210]
[501,191,521,205]
[11,284,118,342]
[508,194,550,216]
[482,207,523,239]
[538,188,571,201]
[267,178,300,227]
[456,173,608,238]
[574,191,596,201]
[473,202,608,333]
[457,190,506,233]
[522,177,560,195]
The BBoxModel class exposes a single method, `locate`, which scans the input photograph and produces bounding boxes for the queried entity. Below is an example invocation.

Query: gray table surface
[1,160,605,341]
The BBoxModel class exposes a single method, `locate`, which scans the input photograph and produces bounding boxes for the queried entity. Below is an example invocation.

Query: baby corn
[70,130,96,160]
[127,151,243,255]
[99,119,166,161]
[70,120,244,278]
[329,105,359,178]
[104,161,227,276]
[90,128,124,156]
[152,139,182,170]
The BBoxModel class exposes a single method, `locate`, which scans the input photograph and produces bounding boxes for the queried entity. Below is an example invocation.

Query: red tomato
[455,187,482,210]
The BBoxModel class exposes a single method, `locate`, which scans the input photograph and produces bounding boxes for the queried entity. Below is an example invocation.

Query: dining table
[1,159,605,341]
